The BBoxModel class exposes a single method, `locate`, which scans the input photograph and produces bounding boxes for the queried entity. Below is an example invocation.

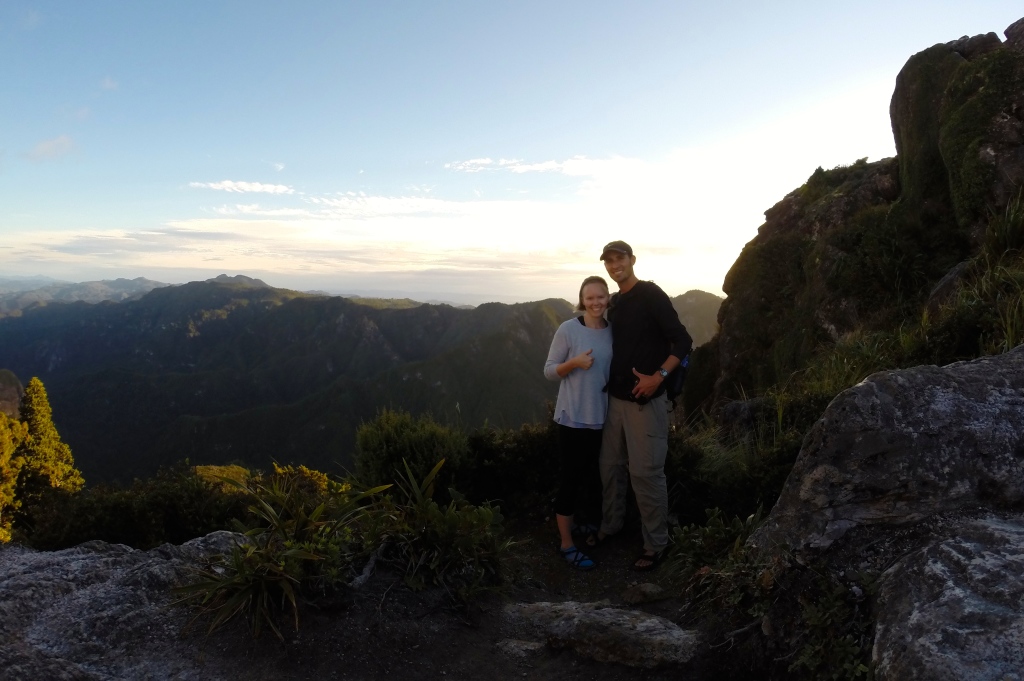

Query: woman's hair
[577,275,609,311]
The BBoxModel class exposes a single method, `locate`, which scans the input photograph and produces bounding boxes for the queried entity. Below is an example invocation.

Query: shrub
[363,459,512,595]
[666,414,803,527]
[177,467,387,639]
[355,409,468,494]
[460,420,559,516]
[27,463,248,550]
[179,460,511,638]
[668,506,764,579]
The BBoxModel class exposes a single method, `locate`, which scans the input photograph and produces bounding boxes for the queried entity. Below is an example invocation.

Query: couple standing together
[544,240,692,572]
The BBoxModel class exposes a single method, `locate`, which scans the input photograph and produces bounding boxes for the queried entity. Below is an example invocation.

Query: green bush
[179,459,511,638]
[355,409,468,494]
[666,414,803,527]
[27,463,248,550]
[668,506,764,578]
[461,420,559,516]
[363,459,512,595]
[177,466,387,639]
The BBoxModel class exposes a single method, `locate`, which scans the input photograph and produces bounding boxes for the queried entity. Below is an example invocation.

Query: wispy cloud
[446,156,592,175]
[100,76,118,91]
[443,158,493,172]
[190,180,295,194]
[3,78,897,302]
[26,135,74,161]
[213,204,315,218]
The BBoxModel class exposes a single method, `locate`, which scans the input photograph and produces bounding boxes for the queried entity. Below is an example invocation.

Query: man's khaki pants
[599,393,670,553]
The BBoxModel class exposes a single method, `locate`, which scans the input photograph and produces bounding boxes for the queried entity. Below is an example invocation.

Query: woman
[543,275,613,570]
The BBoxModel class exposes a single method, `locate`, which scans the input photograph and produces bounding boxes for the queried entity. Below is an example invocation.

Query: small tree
[355,409,467,491]
[0,413,28,542]
[12,378,83,530]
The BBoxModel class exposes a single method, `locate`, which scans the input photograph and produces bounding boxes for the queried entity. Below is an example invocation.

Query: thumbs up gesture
[573,348,594,370]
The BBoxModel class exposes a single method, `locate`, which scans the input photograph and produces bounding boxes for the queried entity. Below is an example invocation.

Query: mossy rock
[940,47,1024,235]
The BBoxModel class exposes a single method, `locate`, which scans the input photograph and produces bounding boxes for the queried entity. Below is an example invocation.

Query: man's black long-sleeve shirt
[606,280,693,402]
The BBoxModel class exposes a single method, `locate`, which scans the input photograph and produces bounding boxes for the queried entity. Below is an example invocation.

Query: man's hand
[573,349,594,371]
[631,367,662,398]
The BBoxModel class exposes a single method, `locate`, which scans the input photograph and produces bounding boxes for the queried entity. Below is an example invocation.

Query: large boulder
[750,346,1024,552]
[504,600,700,668]
[0,532,242,680]
[873,514,1024,680]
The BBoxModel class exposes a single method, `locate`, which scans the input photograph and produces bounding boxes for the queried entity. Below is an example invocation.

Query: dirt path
[196,517,692,681]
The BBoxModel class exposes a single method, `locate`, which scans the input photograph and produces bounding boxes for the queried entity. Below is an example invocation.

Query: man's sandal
[632,549,664,572]
[559,546,595,570]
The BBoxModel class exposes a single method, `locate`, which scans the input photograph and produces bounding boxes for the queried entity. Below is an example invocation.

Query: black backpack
[666,354,689,407]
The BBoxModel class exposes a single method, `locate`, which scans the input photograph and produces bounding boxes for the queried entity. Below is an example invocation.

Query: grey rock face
[504,601,699,668]
[946,32,1003,59]
[0,532,243,681]
[1007,17,1024,51]
[750,346,1024,552]
[874,514,1024,681]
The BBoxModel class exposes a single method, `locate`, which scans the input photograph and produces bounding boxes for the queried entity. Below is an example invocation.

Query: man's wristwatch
[657,368,670,380]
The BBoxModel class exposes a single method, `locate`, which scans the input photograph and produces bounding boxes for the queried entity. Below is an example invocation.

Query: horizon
[2,2,1022,303]
[0,271,724,306]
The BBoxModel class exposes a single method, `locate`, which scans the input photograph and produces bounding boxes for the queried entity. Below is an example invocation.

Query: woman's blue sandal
[559,546,595,570]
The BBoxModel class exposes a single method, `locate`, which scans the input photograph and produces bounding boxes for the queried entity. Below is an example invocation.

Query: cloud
[444,158,494,172]
[213,204,315,218]
[190,180,295,194]
[272,162,285,172]
[100,76,118,91]
[3,76,897,303]
[26,135,74,161]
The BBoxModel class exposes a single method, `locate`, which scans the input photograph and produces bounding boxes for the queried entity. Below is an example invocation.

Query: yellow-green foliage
[178,466,383,639]
[0,413,28,542]
[179,459,509,639]
[195,464,250,490]
[0,377,84,542]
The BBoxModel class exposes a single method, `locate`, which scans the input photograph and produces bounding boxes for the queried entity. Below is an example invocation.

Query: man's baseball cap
[600,240,633,260]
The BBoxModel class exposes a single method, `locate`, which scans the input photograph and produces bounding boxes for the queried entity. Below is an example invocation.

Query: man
[592,240,692,571]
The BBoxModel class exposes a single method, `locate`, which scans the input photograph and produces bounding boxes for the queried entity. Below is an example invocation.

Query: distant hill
[671,290,722,347]
[0,279,574,482]
[0,275,69,293]
[0,369,22,418]
[0,277,170,318]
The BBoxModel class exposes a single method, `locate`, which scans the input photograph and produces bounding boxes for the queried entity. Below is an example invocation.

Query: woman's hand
[572,349,594,371]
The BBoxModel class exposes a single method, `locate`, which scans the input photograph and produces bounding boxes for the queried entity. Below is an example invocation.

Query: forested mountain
[0,276,573,482]
[670,290,722,347]
[0,277,169,318]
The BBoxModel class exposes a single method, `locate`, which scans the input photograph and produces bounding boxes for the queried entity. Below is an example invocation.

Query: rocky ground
[0,513,700,681]
[191,517,693,681]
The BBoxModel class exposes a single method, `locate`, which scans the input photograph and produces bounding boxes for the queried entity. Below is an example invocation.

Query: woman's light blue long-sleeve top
[543,317,613,429]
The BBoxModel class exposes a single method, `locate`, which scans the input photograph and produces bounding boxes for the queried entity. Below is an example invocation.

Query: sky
[1,2,1022,304]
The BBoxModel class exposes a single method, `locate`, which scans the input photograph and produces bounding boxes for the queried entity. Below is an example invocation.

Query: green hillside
[0,279,573,482]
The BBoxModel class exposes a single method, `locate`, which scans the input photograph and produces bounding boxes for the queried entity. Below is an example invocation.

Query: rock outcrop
[0,532,241,680]
[504,601,699,668]
[873,514,1024,680]
[750,345,1024,552]
[711,18,1024,406]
